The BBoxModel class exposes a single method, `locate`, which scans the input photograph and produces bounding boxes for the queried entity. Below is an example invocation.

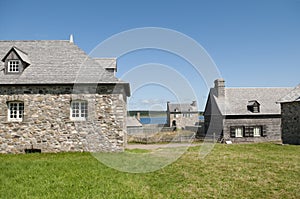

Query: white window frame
[174,109,179,118]
[253,126,261,137]
[235,127,243,138]
[8,60,20,73]
[8,102,24,122]
[70,100,88,121]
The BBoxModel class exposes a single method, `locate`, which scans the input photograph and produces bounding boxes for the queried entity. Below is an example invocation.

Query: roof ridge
[12,46,28,55]
[226,87,292,89]
[0,40,69,42]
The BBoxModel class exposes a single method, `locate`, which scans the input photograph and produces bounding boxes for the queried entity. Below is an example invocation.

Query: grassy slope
[0,143,299,199]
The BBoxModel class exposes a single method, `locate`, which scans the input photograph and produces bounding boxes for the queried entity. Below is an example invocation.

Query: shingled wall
[281,101,300,145]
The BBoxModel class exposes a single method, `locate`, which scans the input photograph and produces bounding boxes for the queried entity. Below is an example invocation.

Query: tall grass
[0,143,299,198]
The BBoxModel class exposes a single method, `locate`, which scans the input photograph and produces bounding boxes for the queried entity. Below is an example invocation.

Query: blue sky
[1,0,299,110]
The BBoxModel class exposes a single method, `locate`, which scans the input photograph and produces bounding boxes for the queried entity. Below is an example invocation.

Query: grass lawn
[0,143,299,199]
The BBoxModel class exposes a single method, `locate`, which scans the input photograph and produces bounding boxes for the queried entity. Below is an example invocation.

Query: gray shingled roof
[168,102,198,113]
[213,87,292,115]
[277,84,300,103]
[0,40,127,87]
[93,58,117,70]
[1,46,31,65]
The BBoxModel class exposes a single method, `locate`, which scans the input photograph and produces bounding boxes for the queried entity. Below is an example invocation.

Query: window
[253,126,261,137]
[235,127,243,137]
[253,105,259,113]
[70,101,88,120]
[8,102,24,122]
[247,100,260,113]
[230,126,244,138]
[8,60,20,73]
[174,108,179,118]
[231,126,264,138]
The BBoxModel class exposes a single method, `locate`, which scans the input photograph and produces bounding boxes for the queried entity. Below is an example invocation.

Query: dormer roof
[1,46,31,65]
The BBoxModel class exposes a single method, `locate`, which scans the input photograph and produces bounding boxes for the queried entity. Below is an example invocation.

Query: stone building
[0,39,130,153]
[204,79,292,143]
[277,84,300,145]
[166,101,198,129]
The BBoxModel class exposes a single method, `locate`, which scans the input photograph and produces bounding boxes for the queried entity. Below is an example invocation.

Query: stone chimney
[214,79,225,98]
[191,101,197,107]
[136,112,140,121]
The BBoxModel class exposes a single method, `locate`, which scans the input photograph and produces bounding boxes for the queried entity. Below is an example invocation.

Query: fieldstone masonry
[0,85,127,153]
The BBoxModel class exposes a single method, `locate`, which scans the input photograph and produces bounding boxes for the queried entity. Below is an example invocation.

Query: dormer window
[247,100,260,113]
[1,46,30,74]
[8,60,20,73]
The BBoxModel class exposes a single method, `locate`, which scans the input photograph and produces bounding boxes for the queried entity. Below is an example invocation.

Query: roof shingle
[213,87,292,115]
[0,40,125,85]
[277,84,300,103]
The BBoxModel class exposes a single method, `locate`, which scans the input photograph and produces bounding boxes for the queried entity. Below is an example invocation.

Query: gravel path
[126,143,201,150]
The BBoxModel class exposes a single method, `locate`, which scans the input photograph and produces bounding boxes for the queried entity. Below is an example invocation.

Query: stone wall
[223,117,282,143]
[281,102,300,145]
[168,113,198,129]
[0,85,127,154]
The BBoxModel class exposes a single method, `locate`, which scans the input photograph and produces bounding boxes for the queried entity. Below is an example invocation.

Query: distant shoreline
[128,110,203,117]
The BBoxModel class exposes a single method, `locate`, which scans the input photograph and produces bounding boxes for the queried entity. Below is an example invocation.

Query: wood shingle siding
[204,79,292,143]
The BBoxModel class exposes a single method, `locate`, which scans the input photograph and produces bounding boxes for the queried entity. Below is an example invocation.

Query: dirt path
[126,143,201,150]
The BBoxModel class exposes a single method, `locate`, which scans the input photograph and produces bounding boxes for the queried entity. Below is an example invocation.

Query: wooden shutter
[244,126,254,137]
[230,127,236,138]
[244,127,250,137]
[249,127,254,137]
[262,126,267,137]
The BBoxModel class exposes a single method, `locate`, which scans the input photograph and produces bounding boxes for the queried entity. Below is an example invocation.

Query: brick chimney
[214,79,225,98]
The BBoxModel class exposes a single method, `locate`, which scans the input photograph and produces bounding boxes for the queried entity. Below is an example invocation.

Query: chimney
[69,34,74,43]
[136,112,140,121]
[214,79,225,98]
[191,101,197,107]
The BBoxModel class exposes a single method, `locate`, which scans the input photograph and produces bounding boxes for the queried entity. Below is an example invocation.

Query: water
[140,117,167,124]
[139,116,204,124]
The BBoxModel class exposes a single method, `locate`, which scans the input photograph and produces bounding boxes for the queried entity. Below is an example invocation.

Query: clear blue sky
[1,0,299,110]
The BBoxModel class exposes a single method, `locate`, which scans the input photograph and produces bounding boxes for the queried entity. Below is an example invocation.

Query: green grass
[1,143,299,199]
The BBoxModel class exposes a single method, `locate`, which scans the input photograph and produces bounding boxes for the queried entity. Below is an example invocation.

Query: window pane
[254,127,261,137]
[71,101,88,119]
[8,60,20,72]
[235,127,243,137]
[8,102,23,121]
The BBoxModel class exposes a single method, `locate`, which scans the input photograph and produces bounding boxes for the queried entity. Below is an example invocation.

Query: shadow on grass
[92,146,188,173]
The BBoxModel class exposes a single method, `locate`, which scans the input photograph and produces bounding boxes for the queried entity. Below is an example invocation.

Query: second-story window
[8,60,20,73]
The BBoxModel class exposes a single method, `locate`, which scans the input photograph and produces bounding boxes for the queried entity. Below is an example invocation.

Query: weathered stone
[0,85,127,154]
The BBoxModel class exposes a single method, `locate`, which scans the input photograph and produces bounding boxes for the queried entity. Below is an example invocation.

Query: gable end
[1,47,30,74]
